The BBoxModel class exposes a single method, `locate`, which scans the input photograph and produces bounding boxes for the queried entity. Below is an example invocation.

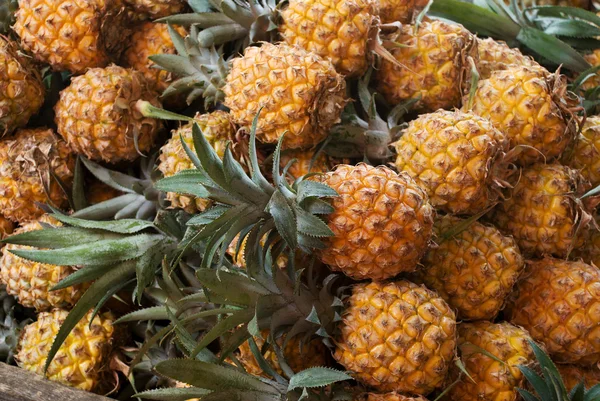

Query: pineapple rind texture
[55,65,163,163]
[16,309,115,392]
[446,321,535,401]
[334,280,457,395]
[476,38,537,80]
[377,0,427,23]
[122,0,186,19]
[582,50,600,91]
[556,364,600,391]
[414,215,524,321]
[506,257,600,365]
[280,149,330,181]
[376,20,476,113]
[223,43,347,150]
[394,109,507,215]
[362,393,429,401]
[320,163,435,281]
[562,116,600,188]
[0,128,75,223]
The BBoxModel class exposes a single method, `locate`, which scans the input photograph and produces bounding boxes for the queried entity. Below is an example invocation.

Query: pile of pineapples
[1,0,600,400]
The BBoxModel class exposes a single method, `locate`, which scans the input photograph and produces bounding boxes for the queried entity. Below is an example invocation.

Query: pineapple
[445,321,535,401]
[319,163,435,281]
[158,111,236,213]
[571,216,600,267]
[0,215,13,239]
[506,257,600,365]
[0,215,86,311]
[122,0,186,19]
[55,65,163,163]
[0,128,75,223]
[393,110,508,215]
[358,393,428,401]
[556,364,600,391]
[582,50,600,91]
[476,38,537,80]
[13,0,129,74]
[375,20,476,113]
[413,215,524,321]
[377,0,427,23]
[223,42,347,149]
[492,163,591,258]
[280,149,331,181]
[334,280,457,394]
[16,309,115,392]
[0,36,45,135]
[562,116,600,188]
[464,65,575,165]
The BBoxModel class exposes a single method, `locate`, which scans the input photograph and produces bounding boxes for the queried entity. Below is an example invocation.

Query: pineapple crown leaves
[518,340,600,401]
[0,0,17,35]
[429,0,595,73]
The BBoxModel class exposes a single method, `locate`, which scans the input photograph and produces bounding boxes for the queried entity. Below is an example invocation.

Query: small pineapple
[375,20,476,112]
[445,321,535,401]
[557,364,600,391]
[464,65,575,165]
[319,163,435,281]
[122,0,186,19]
[476,38,537,79]
[0,36,44,135]
[16,309,115,392]
[334,280,457,394]
[55,65,163,163]
[506,257,600,365]
[394,110,508,215]
[223,42,347,149]
[562,116,600,188]
[0,128,75,223]
[0,216,86,311]
[413,215,524,321]
[158,111,236,213]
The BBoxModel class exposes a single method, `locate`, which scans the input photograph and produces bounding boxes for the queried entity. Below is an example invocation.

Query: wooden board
[0,363,112,401]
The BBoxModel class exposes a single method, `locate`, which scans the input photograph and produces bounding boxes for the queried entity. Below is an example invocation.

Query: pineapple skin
[375,20,476,113]
[223,42,347,150]
[476,38,537,80]
[158,110,236,213]
[446,321,535,401]
[0,216,87,311]
[279,0,377,77]
[0,128,75,223]
[319,163,435,281]
[0,37,44,134]
[55,65,163,164]
[492,163,589,258]
[506,257,600,365]
[556,364,600,391]
[377,0,427,23]
[413,216,524,321]
[0,215,14,239]
[280,149,331,181]
[360,393,429,401]
[394,110,507,215]
[465,65,573,166]
[16,309,115,392]
[334,280,456,395]
[122,0,186,19]
[583,50,600,91]
[562,116,600,188]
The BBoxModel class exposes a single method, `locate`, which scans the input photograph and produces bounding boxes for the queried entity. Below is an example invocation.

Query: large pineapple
[319,163,435,281]
[223,42,347,149]
[492,163,591,258]
[122,0,186,19]
[0,37,44,134]
[334,280,457,395]
[0,215,86,311]
[505,257,600,365]
[14,0,128,74]
[394,110,508,215]
[464,65,575,165]
[55,65,163,163]
[562,116,600,188]
[445,321,535,401]
[375,20,476,113]
[413,215,524,321]
[16,309,115,392]
[158,111,236,213]
[476,38,537,80]
[557,364,600,391]
[0,128,75,223]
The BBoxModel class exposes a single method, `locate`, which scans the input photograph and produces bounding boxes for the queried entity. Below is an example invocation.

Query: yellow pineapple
[158,111,236,213]
[556,364,600,391]
[16,309,115,392]
[413,215,524,321]
[0,215,87,311]
[334,280,457,394]
[0,128,75,223]
[318,163,435,281]
[562,116,600,188]
[377,0,427,23]
[0,37,44,134]
[280,149,331,182]
[122,0,186,19]
[476,38,537,80]
[223,42,347,149]
[394,110,508,215]
[492,163,591,258]
[506,257,600,365]
[464,65,575,165]
[583,50,600,91]
[55,65,163,163]
[375,20,476,113]
[445,321,535,401]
